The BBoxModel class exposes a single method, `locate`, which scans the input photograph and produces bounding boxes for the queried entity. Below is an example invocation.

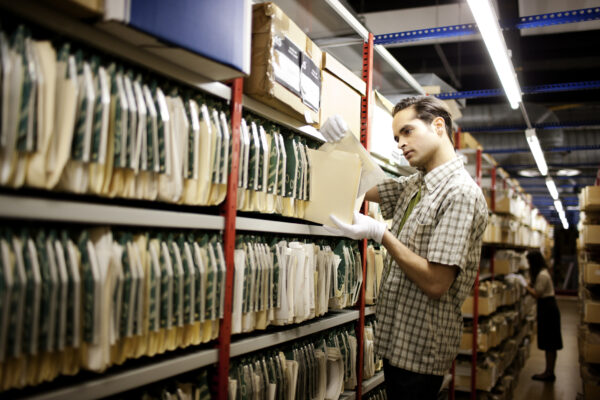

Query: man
[322,96,488,399]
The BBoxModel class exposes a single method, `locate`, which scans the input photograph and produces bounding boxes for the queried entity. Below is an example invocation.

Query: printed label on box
[273,35,301,96]
[300,53,321,112]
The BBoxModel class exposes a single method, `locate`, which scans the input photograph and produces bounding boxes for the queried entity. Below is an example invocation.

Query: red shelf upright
[356,32,374,399]
[216,77,243,399]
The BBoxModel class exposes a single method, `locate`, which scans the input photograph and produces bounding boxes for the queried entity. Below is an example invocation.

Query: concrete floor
[513,296,583,400]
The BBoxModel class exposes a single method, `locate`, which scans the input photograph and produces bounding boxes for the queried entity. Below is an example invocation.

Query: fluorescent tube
[525,129,548,176]
[546,178,559,200]
[467,0,522,109]
[553,200,564,215]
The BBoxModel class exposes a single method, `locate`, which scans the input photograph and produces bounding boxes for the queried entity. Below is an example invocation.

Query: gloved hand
[320,114,348,142]
[325,211,387,243]
[506,273,528,287]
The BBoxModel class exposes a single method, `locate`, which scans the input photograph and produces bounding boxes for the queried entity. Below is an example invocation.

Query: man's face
[392,107,443,170]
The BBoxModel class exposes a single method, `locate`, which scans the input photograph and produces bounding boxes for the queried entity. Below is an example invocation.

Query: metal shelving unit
[0,0,421,398]
[0,0,233,103]
[12,347,218,400]
[0,194,225,230]
[339,371,385,400]
[236,216,338,236]
[230,310,360,358]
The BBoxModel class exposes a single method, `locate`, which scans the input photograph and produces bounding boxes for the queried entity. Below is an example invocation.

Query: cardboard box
[245,2,321,124]
[584,262,600,285]
[583,225,600,245]
[455,365,496,391]
[584,299,600,324]
[49,0,103,17]
[583,186,600,211]
[461,331,491,352]
[462,296,495,316]
[319,52,366,139]
[460,132,482,150]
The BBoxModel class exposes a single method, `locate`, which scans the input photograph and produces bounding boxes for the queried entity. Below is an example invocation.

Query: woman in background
[525,251,563,382]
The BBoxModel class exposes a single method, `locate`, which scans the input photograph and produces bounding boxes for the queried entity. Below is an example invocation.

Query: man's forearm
[365,185,381,203]
[381,230,457,299]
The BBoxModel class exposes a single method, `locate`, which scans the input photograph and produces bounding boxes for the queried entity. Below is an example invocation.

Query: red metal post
[216,77,243,399]
[356,32,374,399]
[455,128,462,149]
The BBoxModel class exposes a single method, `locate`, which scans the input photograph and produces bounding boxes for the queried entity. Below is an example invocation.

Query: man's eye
[393,136,400,143]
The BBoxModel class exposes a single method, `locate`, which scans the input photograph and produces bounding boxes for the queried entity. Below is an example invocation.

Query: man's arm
[381,230,458,300]
[364,185,380,203]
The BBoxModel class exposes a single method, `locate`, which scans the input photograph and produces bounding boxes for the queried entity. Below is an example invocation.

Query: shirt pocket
[407,213,435,253]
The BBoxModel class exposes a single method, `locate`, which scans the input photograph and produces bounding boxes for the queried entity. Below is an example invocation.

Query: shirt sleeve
[377,177,404,221]
[427,191,482,271]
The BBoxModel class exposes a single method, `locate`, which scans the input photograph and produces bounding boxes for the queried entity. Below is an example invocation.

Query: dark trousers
[383,359,443,400]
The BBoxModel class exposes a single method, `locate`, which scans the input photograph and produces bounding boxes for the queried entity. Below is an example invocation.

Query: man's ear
[432,116,445,137]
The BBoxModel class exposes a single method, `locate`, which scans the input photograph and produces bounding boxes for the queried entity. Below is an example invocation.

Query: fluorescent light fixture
[323,0,426,95]
[546,177,559,200]
[525,129,548,176]
[553,200,564,215]
[467,0,522,109]
[560,215,569,230]
[556,168,581,177]
[517,168,540,177]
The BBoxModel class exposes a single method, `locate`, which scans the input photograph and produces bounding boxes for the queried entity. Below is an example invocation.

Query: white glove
[325,211,387,243]
[506,273,527,287]
[320,114,348,142]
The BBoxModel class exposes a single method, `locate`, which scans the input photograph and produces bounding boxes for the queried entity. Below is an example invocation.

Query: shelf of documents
[10,346,219,400]
[0,194,225,230]
[229,309,360,358]
[340,371,385,400]
[8,309,363,400]
[454,321,532,393]
[236,216,337,237]
[0,0,232,103]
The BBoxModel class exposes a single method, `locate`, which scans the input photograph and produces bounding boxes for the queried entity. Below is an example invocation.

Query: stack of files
[0,24,231,206]
[363,317,383,380]
[365,387,388,400]
[0,224,225,391]
[365,244,385,305]
[228,323,358,400]
[231,235,362,335]
[236,114,317,219]
[134,369,212,400]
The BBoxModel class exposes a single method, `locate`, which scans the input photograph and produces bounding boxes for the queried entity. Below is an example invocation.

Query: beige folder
[303,149,361,227]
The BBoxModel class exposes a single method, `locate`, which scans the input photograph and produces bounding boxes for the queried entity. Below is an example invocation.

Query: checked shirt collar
[423,156,464,194]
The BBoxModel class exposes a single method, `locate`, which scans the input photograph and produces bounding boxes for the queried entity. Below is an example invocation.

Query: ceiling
[343,0,600,227]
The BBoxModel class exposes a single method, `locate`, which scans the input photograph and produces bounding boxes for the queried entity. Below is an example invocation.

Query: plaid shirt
[375,156,488,375]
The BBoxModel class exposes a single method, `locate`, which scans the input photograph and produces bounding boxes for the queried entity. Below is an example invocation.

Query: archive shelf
[454,321,532,393]
[0,194,225,230]
[9,347,219,400]
[0,0,232,103]
[235,215,337,237]
[0,1,396,398]
[340,371,385,400]
[229,309,360,358]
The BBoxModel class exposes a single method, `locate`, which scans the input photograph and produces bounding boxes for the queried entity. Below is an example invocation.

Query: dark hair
[526,251,548,283]
[392,96,454,144]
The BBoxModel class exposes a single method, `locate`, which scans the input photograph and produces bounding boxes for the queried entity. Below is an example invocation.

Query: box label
[300,53,321,112]
[273,35,301,97]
